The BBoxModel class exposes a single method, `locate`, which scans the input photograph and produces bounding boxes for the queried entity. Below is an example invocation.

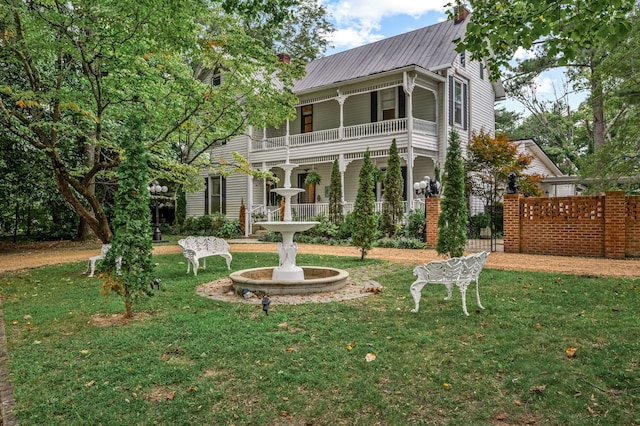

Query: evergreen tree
[328,159,343,225]
[436,130,468,258]
[381,139,404,236]
[352,149,377,260]
[102,113,154,318]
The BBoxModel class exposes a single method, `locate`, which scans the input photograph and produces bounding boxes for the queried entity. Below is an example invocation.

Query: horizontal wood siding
[413,88,436,121]
[312,101,340,132]
[343,94,370,126]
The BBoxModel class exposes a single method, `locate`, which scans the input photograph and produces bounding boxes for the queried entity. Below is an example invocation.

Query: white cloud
[533,75,555,95]
[513,47,535,61]
[324,0,450,51]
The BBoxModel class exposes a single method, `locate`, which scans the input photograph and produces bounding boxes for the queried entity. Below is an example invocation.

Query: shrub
[217,219,241,239]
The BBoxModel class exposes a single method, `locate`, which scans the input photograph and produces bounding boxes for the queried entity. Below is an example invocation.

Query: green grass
[1,252,639,425]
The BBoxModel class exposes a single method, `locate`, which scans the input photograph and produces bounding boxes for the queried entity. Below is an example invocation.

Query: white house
[186,8,507,232]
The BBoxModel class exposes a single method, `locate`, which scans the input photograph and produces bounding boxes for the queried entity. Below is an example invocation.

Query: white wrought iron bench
[410,251,489,316]
[83,244,121,277]
[178,236,232,276]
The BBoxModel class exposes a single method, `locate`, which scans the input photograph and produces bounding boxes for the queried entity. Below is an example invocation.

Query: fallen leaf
[475,333,485,338]
[514,400,522,406]
[23,314,32,319]
[365,352,376,362]
[282,396,289,401]
[530,385,546,393]
[566,347,577,358]
[286,347,295,353]
[278,322,288,328]
[80,349,89,354]
[535,323,542,329]
[165,391,175,400]
[85,380,95,387]
[443,383,450,389]
[346,345,352,351]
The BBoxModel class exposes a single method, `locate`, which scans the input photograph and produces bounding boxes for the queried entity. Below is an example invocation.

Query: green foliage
[101,113,154,318]
[336,211,355,240]
[183,214,236,236]
[300,213,338,238]
[175,190,187,227]
[381,139,405,237]
[217,219,242,239]
[303,171,322,185]
[436,130,468,258]
[403,209,426,241]
[328,159,343,225]
[456,0,634,81]
[352,149,377,260]
[0,0,314,241]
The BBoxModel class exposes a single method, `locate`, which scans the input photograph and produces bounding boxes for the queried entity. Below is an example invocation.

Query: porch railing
[251,118,436,152]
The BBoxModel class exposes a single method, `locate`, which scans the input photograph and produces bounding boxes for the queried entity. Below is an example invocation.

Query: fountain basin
[230,266,349,295]
[258,221,319,233]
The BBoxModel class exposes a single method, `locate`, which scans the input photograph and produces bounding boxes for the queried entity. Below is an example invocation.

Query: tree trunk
[591,68,605,152]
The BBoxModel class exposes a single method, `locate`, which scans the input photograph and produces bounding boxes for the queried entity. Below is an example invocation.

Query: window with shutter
[301,105,313,133]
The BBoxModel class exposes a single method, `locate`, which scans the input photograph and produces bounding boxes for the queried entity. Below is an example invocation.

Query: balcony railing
[251,118,436,152]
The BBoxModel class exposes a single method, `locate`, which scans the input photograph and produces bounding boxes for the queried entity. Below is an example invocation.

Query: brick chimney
[453,5,470,24]
[277,53,291,64]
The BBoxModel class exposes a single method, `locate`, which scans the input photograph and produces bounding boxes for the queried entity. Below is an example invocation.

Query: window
[460,51,466,68]
[454,80,463,125]
[205,175,226,214]
[301,105,313,133]
[380,88,396,120]
[448,76,468,129]
[480,65,484,80]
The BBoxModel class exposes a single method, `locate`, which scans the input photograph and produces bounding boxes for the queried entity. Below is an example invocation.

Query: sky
[320,0,587,116]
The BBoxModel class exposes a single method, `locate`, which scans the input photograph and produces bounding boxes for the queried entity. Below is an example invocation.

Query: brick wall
[503,191,639,259]
[425,197,441,249]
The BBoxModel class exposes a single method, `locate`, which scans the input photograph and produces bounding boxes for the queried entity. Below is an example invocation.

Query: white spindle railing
[252,118,437,152]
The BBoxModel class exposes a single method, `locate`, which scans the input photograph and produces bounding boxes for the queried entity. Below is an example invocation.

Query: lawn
[1,252,639,425]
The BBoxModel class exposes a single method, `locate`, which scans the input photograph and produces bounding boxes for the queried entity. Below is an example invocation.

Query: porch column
[285,119,290,148]
[404,71,417,209]
[262,127,267,150]
[337,90,347,140]
[246,174,253,237]
[339,154,347,204]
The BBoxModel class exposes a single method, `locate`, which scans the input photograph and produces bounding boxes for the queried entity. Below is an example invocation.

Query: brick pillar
[503,193,523,253]
[425,197,441,249]
[604,190,626,259]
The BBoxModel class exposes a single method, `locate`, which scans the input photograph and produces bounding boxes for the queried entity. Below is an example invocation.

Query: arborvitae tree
[352,149,377,260]
[381,139,404,236]
[436,130,468,258]
[328,159,343,225]
[102,113,154,318]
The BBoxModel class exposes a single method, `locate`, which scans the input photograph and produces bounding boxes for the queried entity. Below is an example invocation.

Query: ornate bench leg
[444,283,454,300]
[475,279,484,310]
[192,259,199,276]
[88,258,98,278]
[410,281,426,313]
[458,284,470,316]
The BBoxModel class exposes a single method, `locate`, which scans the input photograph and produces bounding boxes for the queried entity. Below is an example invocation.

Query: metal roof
[293,18,468,93]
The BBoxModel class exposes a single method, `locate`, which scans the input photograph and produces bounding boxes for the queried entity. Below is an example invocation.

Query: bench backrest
[178,236,230,253]
[413,257,463,283]
[460,251,489,281]
[100,244,112,256]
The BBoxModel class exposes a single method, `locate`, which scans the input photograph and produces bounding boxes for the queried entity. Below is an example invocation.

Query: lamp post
[414,176,432,243]
[148,181,168,242]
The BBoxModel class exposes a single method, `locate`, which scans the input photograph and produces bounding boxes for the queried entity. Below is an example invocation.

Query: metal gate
[466,195,502,252]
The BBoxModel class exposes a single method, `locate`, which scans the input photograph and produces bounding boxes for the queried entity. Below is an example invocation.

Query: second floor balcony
[251,117,438,154]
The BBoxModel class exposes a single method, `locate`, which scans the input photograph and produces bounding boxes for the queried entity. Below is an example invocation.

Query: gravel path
[1,240,640,278]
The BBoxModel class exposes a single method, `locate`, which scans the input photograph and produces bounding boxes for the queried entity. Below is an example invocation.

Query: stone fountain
[229,158,349,295]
